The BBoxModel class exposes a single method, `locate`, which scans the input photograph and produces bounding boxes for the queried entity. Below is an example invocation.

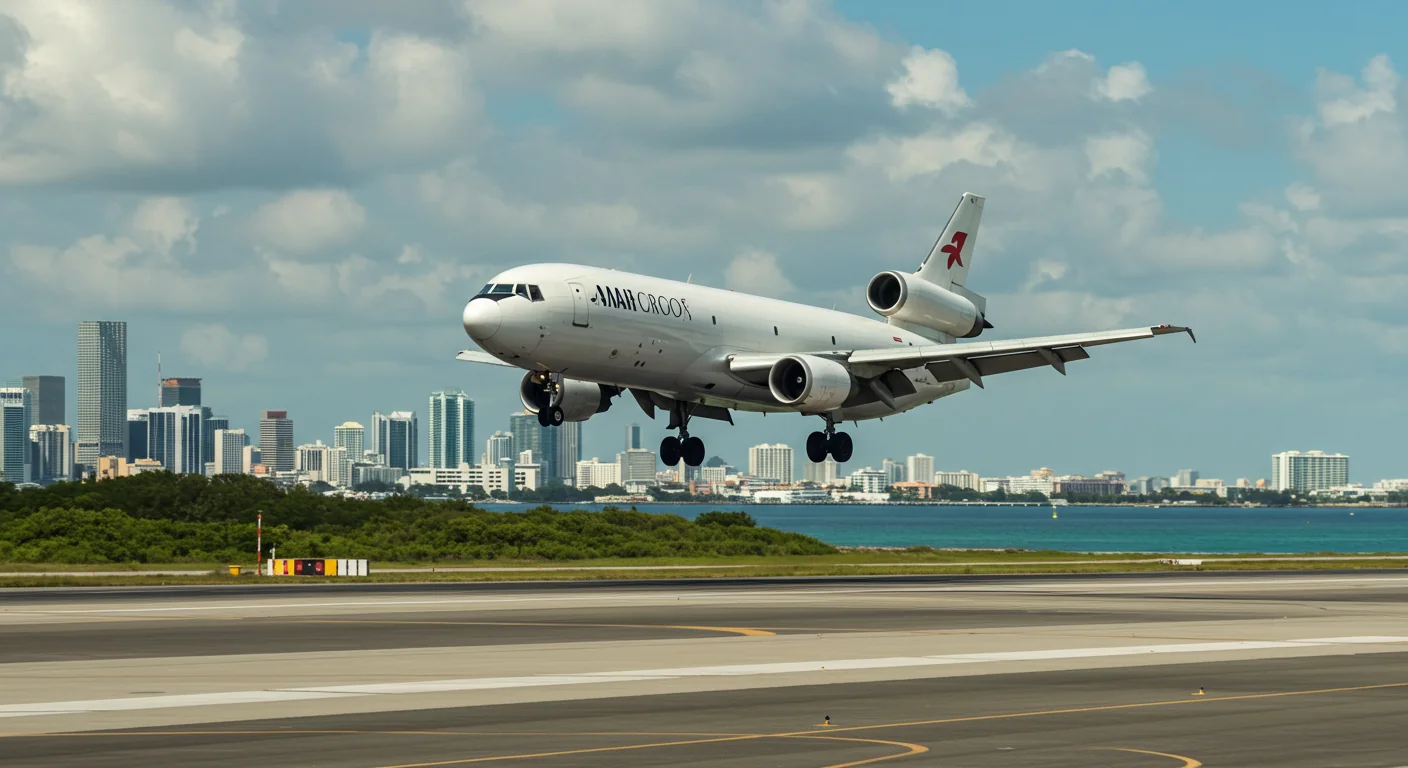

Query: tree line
[0,475,834,564]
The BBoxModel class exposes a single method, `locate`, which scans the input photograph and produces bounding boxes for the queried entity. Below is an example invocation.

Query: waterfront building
[891,481,937,498]
[753,488,832,503]
[145,406,205,474]
[934,470,980,490]
[905,454,934,486]
[1271,450,1349,492]
[576,457,621,489]
[699,465,727,485]
[77,320,127,471]
[1053,475,1125,495]
[484,431,513,466]
[510,411,558,482]
[1174,469,1200,487]
[371,411,418,472]
[20,375,64,426]
[28,424,73,484]
[405,462,541,495]
[980,477,1008,492]
[428,390,475,469]
[1008,475,1055,495]
[353,463,402,487]
[749,443,794,485]
[882,458,904,485]
[803,458,838,485]
[556,421,581,485]
[212,428,246,475]
[617,448,658,485]
[848,468,889,493]
[259,410,296,472]
[159,377,201,407]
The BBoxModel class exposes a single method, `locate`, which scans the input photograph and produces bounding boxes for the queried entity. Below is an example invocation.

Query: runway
[5,572,1408,766]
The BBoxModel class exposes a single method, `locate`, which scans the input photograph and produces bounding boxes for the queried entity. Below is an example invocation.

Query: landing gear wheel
[537,407,553,427]
[660,435,682,466]
[806,431,828,463]
[829,431,853,463]
[681,436,706,467]
[548,406,565,426]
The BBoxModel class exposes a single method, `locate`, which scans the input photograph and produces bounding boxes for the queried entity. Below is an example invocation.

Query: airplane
[458,192,1194,468]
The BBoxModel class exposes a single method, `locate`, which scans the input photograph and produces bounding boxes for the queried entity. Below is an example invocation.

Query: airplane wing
[729,325,1193,389]
[456,349,519,368]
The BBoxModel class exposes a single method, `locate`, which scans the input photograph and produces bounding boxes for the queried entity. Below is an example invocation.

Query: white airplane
[458,193,1193,468]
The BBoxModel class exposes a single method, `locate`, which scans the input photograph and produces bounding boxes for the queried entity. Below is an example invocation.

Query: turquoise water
[477,503,1408,553]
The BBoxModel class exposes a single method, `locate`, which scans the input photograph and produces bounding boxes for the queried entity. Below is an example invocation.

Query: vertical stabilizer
[916,193,984,290]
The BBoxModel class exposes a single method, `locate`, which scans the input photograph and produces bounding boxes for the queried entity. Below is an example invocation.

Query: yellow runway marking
[1095,747,1203,767]
[289,618,775,637]
[810,736,929,767]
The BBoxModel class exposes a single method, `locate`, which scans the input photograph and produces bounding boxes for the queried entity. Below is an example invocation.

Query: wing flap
[926,346,1091,383]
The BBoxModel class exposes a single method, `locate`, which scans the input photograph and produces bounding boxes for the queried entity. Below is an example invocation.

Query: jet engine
[866,271,986,338]
[768,354,854,413]
[519,372,612,422]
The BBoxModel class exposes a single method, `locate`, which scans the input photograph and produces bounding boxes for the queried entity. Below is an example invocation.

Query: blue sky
[1,0,1405,483]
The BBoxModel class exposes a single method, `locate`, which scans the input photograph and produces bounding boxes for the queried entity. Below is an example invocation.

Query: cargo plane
[459,193,1193,467]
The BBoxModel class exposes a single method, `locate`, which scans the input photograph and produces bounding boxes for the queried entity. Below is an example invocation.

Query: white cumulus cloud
[725,248,794,298]
[1317,54,1399,127]
[179,324,269,371]
[887,46,969,112]
[251,189,366,253]
[1095,62,1152,102]
[1086,131,1154,184]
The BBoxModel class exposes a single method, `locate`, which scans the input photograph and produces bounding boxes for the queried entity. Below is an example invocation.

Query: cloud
[180,324,269,371]
[1086,131,1154,184]
[725,248,794,298]
[887,46,969,112]
[1316,54,1398,127]
[250,189,366,253]
[1095,62,1152,102]
[130,197,199,258]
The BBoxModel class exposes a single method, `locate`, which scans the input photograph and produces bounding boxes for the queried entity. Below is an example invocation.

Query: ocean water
[476,503,1408,554]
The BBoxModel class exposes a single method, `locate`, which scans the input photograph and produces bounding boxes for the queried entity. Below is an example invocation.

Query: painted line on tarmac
[3,635,1407,720]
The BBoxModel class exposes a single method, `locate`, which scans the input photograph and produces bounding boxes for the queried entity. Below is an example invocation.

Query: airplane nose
[462,298,501,340]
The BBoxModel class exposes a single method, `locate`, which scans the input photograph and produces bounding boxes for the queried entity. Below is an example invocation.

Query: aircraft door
[569,282,590,328]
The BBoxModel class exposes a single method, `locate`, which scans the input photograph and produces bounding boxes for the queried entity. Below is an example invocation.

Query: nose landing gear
[806,417,852,463]
[661,402,707,467]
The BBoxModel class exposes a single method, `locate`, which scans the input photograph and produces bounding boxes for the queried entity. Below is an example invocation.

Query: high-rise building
[617,448,658,486]
[1173,469,1200,487]
[212,428,246,475]
[485,431,513,465]
[934,470,980,490]
[556,421,581,484]
[20,376,64,426]
[372,411,418,472]
[201,410,227,467]
[749,443,794,485]
[333,422,365,458]
[145,405,205,474]
[0,388,32,482]
[160,377,201,407]
[1271,450,1349,492]
[428,390,475,469]
[882,458,905,486]
[1,403,27,483]
[576,457,621,489]
[243,445,262,473]
[77,321,127,471]
[510,412,558,483]
[803,458,838,485]
[297,441,332,484]
[0,387,32,432]
[626,424,642,451]
[126,409,149,461]
[906,454,934,485]
[259,410,295,472]
[28,424,72,484]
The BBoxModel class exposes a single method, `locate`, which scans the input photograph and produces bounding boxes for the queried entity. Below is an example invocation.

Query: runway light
[816,715,833,727]
[1192,687,1206,696]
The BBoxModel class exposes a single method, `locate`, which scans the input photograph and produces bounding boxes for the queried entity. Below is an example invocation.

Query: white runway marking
[3,635,1406,719]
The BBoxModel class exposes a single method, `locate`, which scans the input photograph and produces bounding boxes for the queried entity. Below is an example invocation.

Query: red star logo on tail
[941,232,968,269]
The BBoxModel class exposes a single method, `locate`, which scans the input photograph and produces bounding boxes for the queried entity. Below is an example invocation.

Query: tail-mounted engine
[866,270,987,338]
[767,354,855,413]
[519,372,614,422]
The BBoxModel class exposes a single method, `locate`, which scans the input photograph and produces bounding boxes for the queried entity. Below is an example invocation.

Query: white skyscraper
[212,428,246,475]
[749,443,794,485]
[485,431,513,466]
[297,441,332,484]
[803,458,838,485]
[934,470,980,490]
[883,458,905,486]
[428,390,474,469]
[28,424,72,485]
[906,454,934,485]
[1272,450,1349,492]
[145,406,205,474]
[333,422,365,458]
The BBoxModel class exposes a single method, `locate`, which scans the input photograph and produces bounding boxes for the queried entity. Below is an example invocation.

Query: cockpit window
[528,284,544,302]
[515,284,530,299]
[474,282,545,302]
[490,284,513,295]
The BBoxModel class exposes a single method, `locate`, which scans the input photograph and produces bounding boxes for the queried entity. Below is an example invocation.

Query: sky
[1,0,1406,483]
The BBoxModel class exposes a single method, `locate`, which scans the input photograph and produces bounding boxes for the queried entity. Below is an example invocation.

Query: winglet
[1152,325,1196,343]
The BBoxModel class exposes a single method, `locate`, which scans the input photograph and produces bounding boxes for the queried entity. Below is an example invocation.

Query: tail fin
[916,192,984,290]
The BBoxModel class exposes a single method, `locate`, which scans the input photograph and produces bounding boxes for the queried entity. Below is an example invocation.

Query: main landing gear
[660,402,706,467]
[806,417,853,463]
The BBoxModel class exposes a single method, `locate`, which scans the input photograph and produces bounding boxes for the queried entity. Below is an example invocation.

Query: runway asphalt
[6,572,1408,766]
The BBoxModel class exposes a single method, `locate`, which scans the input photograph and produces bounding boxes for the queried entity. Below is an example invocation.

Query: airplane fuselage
[463,263,965,422]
